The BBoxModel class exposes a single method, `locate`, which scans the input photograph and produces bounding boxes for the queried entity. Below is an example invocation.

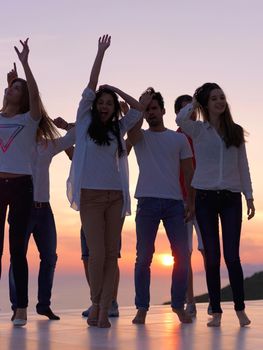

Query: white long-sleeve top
[32,128,75,202]
[67,87,142,215]
[176,102,253,199]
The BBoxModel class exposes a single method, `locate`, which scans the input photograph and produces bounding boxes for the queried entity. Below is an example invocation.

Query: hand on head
[120,101,129,115]
[139,89,153,111]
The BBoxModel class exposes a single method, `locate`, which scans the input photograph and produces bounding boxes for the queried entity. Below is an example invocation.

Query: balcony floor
[0,301,262,350]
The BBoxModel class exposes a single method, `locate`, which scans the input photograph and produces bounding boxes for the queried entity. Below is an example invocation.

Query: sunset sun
[160,254,174,266]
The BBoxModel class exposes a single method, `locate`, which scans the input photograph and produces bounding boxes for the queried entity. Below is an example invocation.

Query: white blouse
[67,87,142,215]
[176,103,253,199]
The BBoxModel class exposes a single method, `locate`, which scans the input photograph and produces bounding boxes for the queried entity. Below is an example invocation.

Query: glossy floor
[0,301,262,350]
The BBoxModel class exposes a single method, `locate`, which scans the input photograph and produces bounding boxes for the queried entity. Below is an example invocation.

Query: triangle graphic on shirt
[0,124,25,153]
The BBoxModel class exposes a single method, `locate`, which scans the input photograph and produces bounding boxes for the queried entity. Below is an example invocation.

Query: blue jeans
[195,189,244,313]
[135,197,189,310]
[9,203,58,310]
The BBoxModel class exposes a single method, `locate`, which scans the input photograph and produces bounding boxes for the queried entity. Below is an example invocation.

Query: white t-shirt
[134,129,193,199]
[32,128,75,202]
[0,112,39,175]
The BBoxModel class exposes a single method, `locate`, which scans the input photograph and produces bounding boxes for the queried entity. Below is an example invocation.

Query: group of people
[0,34,255,329]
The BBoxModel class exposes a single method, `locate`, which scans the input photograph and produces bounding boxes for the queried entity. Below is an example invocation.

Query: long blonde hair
[2,78,60,143]
[37,98,60,143]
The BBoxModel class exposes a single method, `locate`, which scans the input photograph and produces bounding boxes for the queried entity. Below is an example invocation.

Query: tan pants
[80,189,124,309]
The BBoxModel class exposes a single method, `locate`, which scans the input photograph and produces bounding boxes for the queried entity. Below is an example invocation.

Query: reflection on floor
[0,301,262,350]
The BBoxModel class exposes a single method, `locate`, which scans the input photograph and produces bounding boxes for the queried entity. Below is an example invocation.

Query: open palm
[98,34,111,53]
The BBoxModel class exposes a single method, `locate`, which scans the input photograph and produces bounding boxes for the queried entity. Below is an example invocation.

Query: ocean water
[0,270,216,314]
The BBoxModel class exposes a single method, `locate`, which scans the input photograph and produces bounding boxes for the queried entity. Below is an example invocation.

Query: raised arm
[53,117,75,131]
[15,38,41,120]
[126,89,154,145]
[176,100,202,138]
[88,35,111,92]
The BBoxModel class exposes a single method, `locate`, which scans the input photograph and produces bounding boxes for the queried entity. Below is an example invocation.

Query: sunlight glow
[160,254,174,267]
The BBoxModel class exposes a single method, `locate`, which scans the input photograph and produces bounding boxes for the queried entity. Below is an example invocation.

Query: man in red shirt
[175,95,209,317]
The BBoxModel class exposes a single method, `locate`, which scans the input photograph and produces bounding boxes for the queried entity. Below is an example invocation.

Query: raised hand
[98,34,111,53]
[14,38,29,65]
[53,117,70,130]
[88,35,111,91]
[7,63,18,86]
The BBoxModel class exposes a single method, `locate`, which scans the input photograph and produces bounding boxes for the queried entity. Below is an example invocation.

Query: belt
[33,201,50,208]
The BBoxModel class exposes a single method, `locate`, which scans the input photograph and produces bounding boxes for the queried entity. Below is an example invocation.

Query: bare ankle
[132,309,147,324]
[172,308,192,324]
[236,310,251,327]
[207,313,222,327]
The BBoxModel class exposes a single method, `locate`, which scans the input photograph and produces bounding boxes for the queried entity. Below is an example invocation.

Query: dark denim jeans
[9,203,58,310]
[0,175,33,308]
[135,197,189,310]
[195,189,244,313]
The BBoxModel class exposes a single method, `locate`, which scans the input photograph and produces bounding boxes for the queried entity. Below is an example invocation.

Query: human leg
[8,176,33,325]
[80,190,106,306]
[32,205,59,320]
[220,192,250,326]
[195,190,222,315]
[0,193,8,279]
[185,220,196,316]
[80,228,91,317]
[98,191,123,327]
[133,198,160,324]
[163,199,191,323]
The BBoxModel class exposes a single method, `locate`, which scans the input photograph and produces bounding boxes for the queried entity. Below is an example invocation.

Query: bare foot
[13,307,27,327]
[87,304,99,327]
[236,310,251,327]
[207,313,222,327]
[97,308,111,328]
[172,308,192,323]
[132,309,147,324]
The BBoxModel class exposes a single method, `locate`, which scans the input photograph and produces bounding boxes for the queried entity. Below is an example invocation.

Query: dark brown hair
[194,83,244,148]
[88,88,124,157]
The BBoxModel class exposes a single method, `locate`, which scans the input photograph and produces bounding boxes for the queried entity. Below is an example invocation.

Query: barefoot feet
[87,304,99,327]
[172,308,192,324]
[236,310,251,327]
[97,308,111,328]
[132,309,147,324]
[207,313,222,327]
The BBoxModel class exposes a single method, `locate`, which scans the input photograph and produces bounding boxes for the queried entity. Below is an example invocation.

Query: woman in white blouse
[176,82,255,327]
[67,35,151,328]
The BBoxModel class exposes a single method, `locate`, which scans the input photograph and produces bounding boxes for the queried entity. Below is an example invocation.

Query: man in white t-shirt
[128,88,194,324]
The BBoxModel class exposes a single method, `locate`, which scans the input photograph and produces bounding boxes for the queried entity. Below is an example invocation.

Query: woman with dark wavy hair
[67,35,151,328]
[176,83,255,327]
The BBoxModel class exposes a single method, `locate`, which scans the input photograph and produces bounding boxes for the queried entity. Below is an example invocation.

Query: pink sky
[0,0,262,306]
